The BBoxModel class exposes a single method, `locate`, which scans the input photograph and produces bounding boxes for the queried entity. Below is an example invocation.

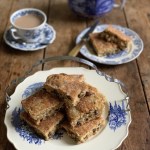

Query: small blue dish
[4,23,56,51]
[76,24,144,65]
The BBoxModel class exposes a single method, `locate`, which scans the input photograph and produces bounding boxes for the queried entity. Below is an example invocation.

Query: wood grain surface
[0,0,149,150]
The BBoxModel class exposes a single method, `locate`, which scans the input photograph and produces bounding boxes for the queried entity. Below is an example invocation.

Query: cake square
[66,92,106,127]
[99,26,131,50]
[90,33,118,56]
[21,89,63,125]
[62,117,105,144]
[20,111,64,140]
[90,26,131,56]
[44,74,95,106]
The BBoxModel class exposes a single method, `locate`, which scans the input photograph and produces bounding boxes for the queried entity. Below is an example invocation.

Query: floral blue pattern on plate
[11,106,64,144]
[109,101,127,131]
[11,107,44,145]
[76,24,144,65]
[22,82,44,99]
[11,82,64,145]
[12,82,44,145]
[4,23,56,51]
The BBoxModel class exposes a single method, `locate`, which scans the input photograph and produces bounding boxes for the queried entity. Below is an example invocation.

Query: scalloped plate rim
[4,67,132,150]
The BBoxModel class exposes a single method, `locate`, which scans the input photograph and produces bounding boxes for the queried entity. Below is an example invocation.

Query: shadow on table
[48,1,87,23]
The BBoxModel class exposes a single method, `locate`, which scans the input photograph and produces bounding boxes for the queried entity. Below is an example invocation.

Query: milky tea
[14,14,43,28]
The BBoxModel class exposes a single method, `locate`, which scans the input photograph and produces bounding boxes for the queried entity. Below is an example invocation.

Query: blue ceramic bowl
[68,0,125,18]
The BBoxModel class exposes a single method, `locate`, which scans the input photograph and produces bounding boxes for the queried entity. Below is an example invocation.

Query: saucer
[4,23,56,51]
[76,24,144,65]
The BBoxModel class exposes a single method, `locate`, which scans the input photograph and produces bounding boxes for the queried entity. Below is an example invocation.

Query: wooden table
[0,0,150,149]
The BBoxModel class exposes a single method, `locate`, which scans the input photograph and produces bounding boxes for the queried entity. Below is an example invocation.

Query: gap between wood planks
[0,0,14,43]
[42,0,51,70]
[123,8,150,116]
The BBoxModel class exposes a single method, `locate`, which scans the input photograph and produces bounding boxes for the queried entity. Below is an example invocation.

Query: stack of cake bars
[20,89,64,140]
[20,73,106,143]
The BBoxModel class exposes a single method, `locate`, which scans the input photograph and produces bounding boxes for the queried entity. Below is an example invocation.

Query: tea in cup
[10,8,47,43]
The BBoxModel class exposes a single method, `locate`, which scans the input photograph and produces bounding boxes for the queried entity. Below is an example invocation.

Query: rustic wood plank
[0,0,50,149]
[0,0,13,41]
[124,0,150,112]
[123,1,150,149]
[86,4,150,150]
[44,0,88,69]
[0,1,14,149]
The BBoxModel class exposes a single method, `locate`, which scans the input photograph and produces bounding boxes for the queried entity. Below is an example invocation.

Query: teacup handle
[113,0,126,9]
[10,27,22,40]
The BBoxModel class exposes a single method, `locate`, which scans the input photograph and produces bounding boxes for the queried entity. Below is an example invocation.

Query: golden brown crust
[105,26,131,42]
[90,33,118,56]
[62,117,105,143]
[76,93,105,113]
[21,89,63,124]
[20,73,107,143]
[46,73,84,84]
[99,26,131,50]
[66,90,106,127]
[20,111,64,140]
[44,74,92,106]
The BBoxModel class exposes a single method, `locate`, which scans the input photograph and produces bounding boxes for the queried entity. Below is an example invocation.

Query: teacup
[68,0,126,18]
[10,8,47,43]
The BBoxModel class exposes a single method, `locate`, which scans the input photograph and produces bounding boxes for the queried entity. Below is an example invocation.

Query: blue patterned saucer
[76,24,144,65]
[4,23,56,51]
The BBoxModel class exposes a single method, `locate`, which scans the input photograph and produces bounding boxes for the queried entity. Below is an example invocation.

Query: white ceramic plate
[4,23,56,51]
[4,67,131,150]
[76,24,143,65]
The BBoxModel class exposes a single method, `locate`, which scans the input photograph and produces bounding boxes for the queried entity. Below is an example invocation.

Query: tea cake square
[20,111,64,140]
[99,26,131,50]
[62,117,105,144]
[44,74,92,106]
[21,89,63,125]
[66,92,106,127]
[90,33,118,56]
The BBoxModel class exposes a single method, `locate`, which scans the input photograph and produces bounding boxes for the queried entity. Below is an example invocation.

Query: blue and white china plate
[4,23,56,51]
[76,24,143,65]
[4,67,131,150]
